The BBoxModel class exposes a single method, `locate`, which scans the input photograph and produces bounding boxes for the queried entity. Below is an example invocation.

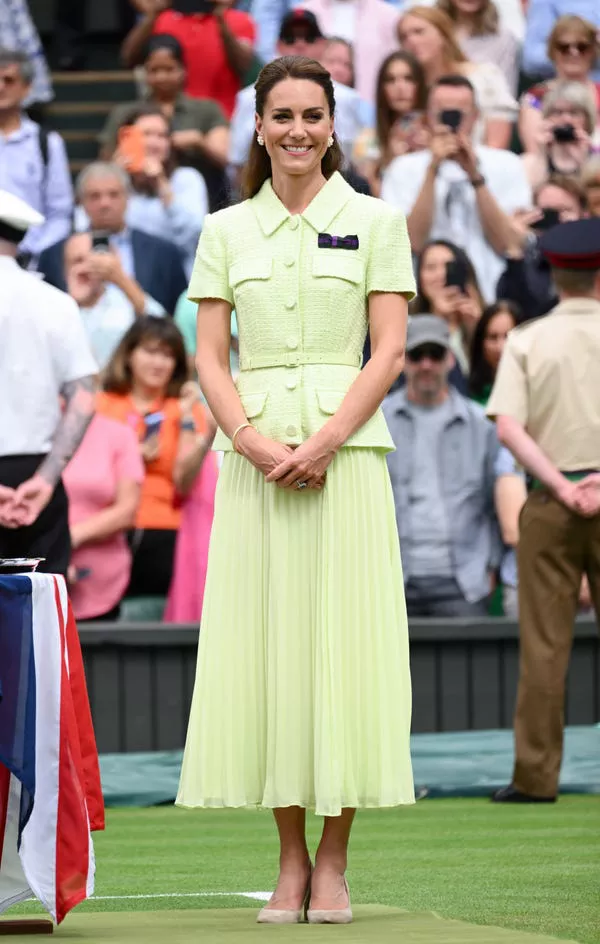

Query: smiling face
[383,58,418,114]
[256,77,333,180]
[398,15,446,68]
[129,338,177,395]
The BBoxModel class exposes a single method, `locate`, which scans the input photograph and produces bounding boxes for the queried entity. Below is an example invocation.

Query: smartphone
[91,230,111,253]
[439,109,463,133]
[143,411,164,441]
[172,0,215,12]
[534,208,561,231]
[118,124,146,174]
[552,124,576,144]
[445,259,468,293]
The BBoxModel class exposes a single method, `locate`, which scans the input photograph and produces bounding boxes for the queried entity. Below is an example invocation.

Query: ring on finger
[296,480,308,490]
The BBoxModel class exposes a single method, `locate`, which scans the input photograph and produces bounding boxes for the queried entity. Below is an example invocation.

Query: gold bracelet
[231,422,254,453]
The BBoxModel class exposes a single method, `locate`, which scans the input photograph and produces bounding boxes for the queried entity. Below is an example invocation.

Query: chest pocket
[312,255,364,285]
[230,258,272,287]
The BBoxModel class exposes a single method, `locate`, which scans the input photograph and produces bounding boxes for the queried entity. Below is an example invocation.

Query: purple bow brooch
[318,233,359,250]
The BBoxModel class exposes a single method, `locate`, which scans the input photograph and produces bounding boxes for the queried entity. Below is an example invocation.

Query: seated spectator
[63,414,144,623]
[522,2,600,84]
[397,6,517,148]
[383,315,500,618]
[38,162,187,315]
[494,445,527,619]
[110,104,207,277]
[411,239,484,372]
[121,0,256,120]
[498,174,587,318]
[99,34,230,213]
[228,11,368,184]
[381,75,531,302]
[520,81,598,189]
[403,0,526,43]
[519,16,600,154]
[468,300,520,405]
[65,231,165,369]
[0,3,53,115]
[353,51,429,198]
[581,156,600,215]
[174,291,239,379]
[437,0,520,95]
[97,316,217,599]
[300,0,401,103]
[0,47,72,262]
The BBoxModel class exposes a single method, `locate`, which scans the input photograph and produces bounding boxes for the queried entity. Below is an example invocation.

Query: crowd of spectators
[2,0,600,622]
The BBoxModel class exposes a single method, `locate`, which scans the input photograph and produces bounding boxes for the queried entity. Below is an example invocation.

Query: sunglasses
[407,344,447,363]
[555,41,593,55]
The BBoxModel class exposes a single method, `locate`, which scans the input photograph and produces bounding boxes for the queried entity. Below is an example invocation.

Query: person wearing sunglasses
[520,14,600,154]
[383,314,500,619]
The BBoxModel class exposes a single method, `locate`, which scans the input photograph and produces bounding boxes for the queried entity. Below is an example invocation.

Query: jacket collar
[551,297,600,317]
[388,386,471,424]
[251,171,354,237]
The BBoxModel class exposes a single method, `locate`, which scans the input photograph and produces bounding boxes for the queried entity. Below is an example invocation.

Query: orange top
[96,391,208,531]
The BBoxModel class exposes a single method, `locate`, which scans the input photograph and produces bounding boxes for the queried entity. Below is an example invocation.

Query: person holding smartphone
[96,316,217,600]
[121,0,257,120]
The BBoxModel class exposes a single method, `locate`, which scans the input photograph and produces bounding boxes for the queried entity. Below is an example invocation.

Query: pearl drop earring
[257,134,264,146]
[328,135,334,147]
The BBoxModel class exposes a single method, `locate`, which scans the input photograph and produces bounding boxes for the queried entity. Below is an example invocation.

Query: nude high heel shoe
[256,869,312,924]
[307,876,353,924]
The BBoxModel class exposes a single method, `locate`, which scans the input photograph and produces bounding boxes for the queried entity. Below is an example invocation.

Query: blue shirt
[0,118,73,258]
[494,446,524,589]
[523,0,600,80]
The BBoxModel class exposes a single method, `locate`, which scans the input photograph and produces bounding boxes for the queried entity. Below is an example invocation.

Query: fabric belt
[239,352,362,371]
[532,470,600,490]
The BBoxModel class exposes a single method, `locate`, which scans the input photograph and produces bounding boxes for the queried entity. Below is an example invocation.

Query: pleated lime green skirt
[176,448,415,817]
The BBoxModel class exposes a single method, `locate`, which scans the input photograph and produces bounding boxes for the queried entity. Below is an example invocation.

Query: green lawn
[12,798,600,943]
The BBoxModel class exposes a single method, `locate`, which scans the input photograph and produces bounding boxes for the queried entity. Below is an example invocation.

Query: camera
[552,124,576,144]
[439,109,463,133]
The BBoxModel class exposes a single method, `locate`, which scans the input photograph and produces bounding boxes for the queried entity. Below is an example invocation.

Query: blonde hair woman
[519,16,600,155]
[437,0,520,94]
[397,5,517,148]
[521,81,598,189]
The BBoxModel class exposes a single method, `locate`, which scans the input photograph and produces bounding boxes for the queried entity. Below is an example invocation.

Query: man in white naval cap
[0,190,97,576]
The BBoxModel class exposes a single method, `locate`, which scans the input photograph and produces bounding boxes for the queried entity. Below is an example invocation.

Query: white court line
[89,892,272,903]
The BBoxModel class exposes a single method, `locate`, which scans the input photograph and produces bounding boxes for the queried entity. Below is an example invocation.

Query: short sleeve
[198,100,229,132]
[486,333,528,425]
[366,209,416,299]
[187,214,233,306]
[114,423,144,484]
[494,445,523,478]
[56,295,98,383]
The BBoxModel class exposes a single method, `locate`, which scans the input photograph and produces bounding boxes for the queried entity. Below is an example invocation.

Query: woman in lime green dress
[176,56,416,925]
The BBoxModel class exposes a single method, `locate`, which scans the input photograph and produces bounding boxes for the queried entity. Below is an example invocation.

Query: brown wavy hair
[398,6,468,69]
[242,56,344,199]
[103,316,188,397]
[436,0,499,37]
[375,51,427,161]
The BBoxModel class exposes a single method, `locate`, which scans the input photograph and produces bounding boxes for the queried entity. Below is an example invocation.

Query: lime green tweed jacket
[188,171,415,452]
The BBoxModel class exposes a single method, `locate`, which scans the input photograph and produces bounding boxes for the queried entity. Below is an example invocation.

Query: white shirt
[330,0,359,43]
[0,257,97,456]
[79,289,164,370]
[381,146,532,302]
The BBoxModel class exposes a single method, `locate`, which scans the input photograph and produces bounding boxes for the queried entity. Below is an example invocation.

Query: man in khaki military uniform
[486,217,600,803]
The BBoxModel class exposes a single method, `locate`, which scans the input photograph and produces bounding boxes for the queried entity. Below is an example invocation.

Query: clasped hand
[560,475,600,517]
[0,476,54,529]
[236,428,336,491]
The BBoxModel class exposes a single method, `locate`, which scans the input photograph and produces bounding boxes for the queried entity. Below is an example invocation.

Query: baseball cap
[279,9,324,43]
[406,315,451,353]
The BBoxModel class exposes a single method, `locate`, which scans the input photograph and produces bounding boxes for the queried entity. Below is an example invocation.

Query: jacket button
[289,216,299,230]
[286,424,297,436]
[287,337,298,350]
[285,298,296,309]
[284,256,295,267]
[286,378,297,390]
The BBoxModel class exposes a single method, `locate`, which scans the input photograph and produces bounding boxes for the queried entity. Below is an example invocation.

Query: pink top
[64,414,144,620]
